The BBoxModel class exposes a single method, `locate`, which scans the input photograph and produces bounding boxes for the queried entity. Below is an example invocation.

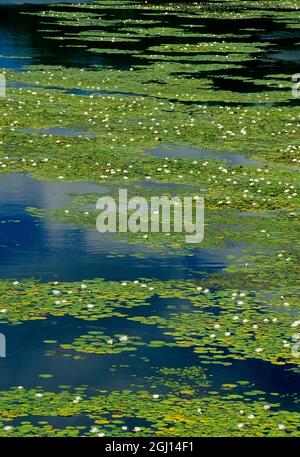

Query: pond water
[1,314,299,410]
[0,0,299,437]
[22,127,97,138]
[1,0,300,78]
[146,144,264,167]
[0,173,226,281]
[0,171,297,431]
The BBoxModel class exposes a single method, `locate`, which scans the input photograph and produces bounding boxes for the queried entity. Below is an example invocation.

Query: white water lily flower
[291,321,300,328]
[90,427,99,433]
[278,424,286,430]
[133,427,141,432]
[263,405,270,410]
[152,394,159,399]
[119,335,128,342]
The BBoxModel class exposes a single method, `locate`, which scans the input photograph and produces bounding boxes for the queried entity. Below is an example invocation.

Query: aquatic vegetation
[0,0,299,437]
[0,273,299,367]
[58,331,144,356]
[27,188,300,252]
[0,385,299,437]
[0,277,161,323]
[1,59,299,214]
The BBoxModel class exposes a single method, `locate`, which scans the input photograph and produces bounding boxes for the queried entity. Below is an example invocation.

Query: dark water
[1,0,300,86]
[0,313,299,412]
[0,173,226,281]
[0,172,298,414]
